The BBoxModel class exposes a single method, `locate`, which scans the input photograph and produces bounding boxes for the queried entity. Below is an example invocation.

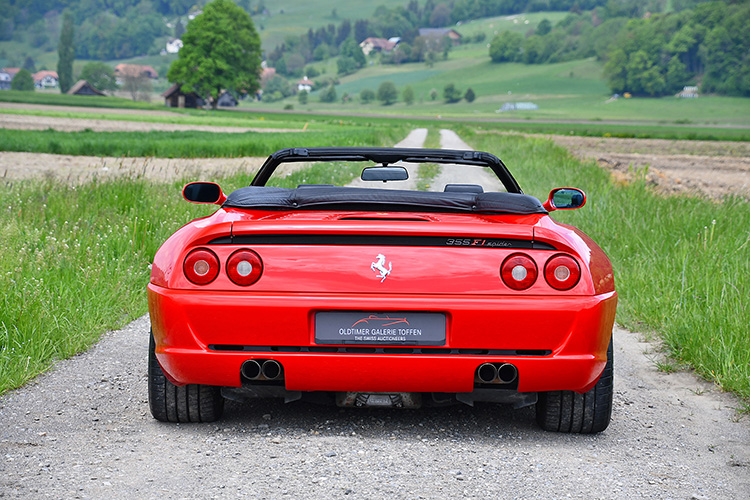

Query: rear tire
[535,338,613,433]
[148,332,224,422]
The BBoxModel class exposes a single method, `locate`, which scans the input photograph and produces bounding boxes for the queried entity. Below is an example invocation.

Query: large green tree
[57,11,75,93]
[168,0,261,108]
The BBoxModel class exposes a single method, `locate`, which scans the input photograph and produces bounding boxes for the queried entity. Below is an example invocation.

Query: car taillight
[544,254,581,290]
[501,253,537,290]
[184,248,219,285]
[226,249,263,286]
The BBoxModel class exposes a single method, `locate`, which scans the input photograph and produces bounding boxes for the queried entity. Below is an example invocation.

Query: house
[217,91,237,107]
[33,70,59,88]
[166,38,183,54]
[297,76,313,92]
[418,28,462,45]
[114,64,158,80]
[162,83,205,108]
[359,37,398,56]
[677,86,699,98]
[2,68,20,80]
[0,70,11,90]
[67,80,105,96]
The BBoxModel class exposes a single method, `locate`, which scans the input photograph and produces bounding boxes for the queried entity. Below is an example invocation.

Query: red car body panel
[149,206,617,395]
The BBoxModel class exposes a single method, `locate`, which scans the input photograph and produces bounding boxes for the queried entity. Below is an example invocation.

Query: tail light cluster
[500,253,580,291]
[184,248,263,286]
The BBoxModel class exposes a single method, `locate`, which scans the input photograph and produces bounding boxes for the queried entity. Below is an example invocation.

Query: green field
[251,53,750,128]
[252,0,409,50]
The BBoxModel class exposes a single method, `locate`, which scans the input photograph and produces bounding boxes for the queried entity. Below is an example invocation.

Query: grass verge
[464,129,750,403]
[0,125,406,393]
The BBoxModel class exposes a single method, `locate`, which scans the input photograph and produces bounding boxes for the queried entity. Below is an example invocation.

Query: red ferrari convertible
[148,147,617,433]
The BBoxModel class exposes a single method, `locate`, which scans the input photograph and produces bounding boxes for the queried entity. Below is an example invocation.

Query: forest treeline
[489,0,750,96]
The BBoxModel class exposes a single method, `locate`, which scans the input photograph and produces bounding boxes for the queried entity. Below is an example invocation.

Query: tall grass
[466,130,750,401]
[0,127,401,158]
[0,125,405,393]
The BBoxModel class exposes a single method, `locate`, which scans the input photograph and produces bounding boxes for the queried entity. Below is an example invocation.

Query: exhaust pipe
[477,363,498,383]
[261,360,283,381]
[241,359,262,380]
[497,363,518,384]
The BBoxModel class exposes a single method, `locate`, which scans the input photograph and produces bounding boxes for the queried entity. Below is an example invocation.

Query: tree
[377,81,398,105]
[536,19,552,36]
[22,56,36,72]
[319,84,337,103]
[340,36,366,69]
[429,3,451,27]
[168,0,262,109]
[262,75,292,102]
[443,82,461,103]
[360,88,375,103]
[11,69,34,91]
[79,62,118,93]
[298,89,308,105]
[337,56,357,76]
[603,49,628,94]
[489,31,523,63]
[402,85,415,105]
[464,87,475,102]
[120,66,152,101]
[57,11,75,93]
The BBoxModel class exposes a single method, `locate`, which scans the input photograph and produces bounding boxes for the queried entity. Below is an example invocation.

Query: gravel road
[1,130,748,499]
[1,316,747,499]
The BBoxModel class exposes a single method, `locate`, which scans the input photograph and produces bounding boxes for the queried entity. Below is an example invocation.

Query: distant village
[1,25,701,108]
[0,27,467,107]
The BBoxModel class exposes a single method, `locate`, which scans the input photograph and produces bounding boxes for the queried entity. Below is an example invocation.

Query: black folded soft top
[223,186,547,215]
[225,147,545,214]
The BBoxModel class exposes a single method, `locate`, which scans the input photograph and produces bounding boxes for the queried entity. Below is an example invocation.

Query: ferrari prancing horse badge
[370,254,392,282]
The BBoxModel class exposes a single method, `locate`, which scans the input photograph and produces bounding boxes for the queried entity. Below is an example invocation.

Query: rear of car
[147,148,617,433]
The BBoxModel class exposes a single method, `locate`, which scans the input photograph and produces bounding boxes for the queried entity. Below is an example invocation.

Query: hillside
[0,0,610,69]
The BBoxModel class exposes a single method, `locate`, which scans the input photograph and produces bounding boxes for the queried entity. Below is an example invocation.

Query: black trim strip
[208,345,551,356]
[208,234,556,250]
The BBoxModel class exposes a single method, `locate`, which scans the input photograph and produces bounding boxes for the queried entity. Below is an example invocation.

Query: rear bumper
[148,284,617,394]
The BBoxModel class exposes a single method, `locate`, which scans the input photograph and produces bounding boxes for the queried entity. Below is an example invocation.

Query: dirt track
[545,135,750,200]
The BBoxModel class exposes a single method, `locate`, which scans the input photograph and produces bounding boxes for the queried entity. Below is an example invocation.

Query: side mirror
[183,182,226,205]
[361,166,409,182]
[543,187,586,212]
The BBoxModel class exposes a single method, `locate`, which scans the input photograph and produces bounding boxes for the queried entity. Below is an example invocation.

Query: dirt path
[0,103,296,134]
[1,130,748,498]
[433,129,505,192]
[345,128,427,190]
[0,153,266,184]
[543,135,750,200]
[1,317,747,499]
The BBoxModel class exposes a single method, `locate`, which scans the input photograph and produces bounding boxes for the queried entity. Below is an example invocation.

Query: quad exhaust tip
[476,362,517,384]
[241,359,283,381]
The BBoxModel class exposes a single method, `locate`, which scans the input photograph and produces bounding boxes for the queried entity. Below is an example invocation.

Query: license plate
[315,311,446,346]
